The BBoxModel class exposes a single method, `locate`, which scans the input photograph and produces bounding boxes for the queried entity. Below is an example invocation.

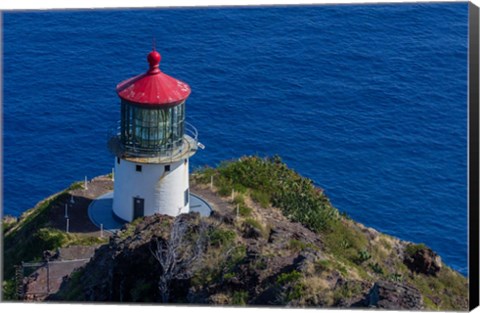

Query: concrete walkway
[88,191,213,233]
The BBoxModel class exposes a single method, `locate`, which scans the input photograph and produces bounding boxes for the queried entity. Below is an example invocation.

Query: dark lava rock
[360,280,424,310]
[404,247,442,276]
[243,223,263,239]
[253,285,284,305]
[293,249,322,272]
[210,210,234,225]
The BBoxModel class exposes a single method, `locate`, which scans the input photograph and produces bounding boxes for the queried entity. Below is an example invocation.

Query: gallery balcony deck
[107,121,199,164]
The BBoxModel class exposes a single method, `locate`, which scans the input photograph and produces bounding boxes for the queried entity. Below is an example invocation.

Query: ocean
[2,3,468,275]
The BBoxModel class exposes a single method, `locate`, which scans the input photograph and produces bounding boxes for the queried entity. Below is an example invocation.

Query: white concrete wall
[113,157,190,222]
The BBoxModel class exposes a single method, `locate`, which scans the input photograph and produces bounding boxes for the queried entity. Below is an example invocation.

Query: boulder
[293,249,322,273]
[404,246,442,276]
[361,280,424,310]
[243,223,263,239]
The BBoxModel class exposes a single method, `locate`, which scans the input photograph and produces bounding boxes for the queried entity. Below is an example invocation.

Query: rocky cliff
[3,156,469,310]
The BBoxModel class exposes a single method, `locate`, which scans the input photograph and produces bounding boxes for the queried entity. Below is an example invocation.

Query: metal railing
[107,121,199,161]
[18,258,91,300]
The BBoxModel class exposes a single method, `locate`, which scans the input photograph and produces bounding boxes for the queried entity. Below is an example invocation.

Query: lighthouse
[108,49,199,222]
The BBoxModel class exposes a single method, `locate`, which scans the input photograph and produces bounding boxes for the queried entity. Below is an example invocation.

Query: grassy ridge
[198,155,339,232]
[2,182,106,300]
[193,155,468,310]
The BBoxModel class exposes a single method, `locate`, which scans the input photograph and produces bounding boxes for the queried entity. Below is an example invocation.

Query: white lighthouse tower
[108,49,199,222]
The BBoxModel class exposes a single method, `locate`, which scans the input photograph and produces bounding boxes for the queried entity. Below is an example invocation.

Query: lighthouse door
[133,197,144,219]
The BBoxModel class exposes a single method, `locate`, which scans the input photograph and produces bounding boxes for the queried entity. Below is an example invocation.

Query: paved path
[88,191,213,233]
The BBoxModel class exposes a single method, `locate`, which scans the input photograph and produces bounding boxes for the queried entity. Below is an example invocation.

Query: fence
[17,258,90,300]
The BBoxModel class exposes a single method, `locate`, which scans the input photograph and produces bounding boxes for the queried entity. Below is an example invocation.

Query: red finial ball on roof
[147,50,161,68]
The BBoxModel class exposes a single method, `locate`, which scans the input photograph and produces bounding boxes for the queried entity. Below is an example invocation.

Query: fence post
[100,224,104,238]
[84,176,88,190]
[231,189,235,201]
[15,264,24,300]
[46,261,50,294]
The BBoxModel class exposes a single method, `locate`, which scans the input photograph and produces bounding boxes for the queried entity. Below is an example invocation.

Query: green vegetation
[197,156,338,232]
[315,259,332,272]
[233,194,245,205]
[369,262,384,275]
[287,282,306,302]
[322,219,368,264]
[1,216,17,234]
[66,181,84,191]
[276,270,306,302]
[232,290,249,305]
[333,282,363,304]
[250,190,270,208]
[208,228,236,247]
[243,218,268,238]
[2,279,16,300]
[225,245,247,271]
[2,184,107,300]
[192,156,467,309]
[4,191,68,281]
[237,205,252,217]
[287,239,318,253]
[355,249,371,264]
[55,268,85,301]
[1,159,468,309]
[405,266,467,310]
[118,217,145,240]
[405,243,427,256]
[223,272,236,280]
[277,270,302,285]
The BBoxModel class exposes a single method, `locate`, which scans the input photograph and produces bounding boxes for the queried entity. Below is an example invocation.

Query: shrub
[244,218,262,230]
[390,273,402,282]
[287,282,306,301]
[2,279,16,300]
[218,186,232,197]
[223,245,247,272]
[67,181,83,191]
[234,205,252,217]
[333,282,363,304]
[277,270,302,285]
[233,194,245,205]
[405,243,427,256]
[223,272,236,280]
[355,249,371,264]
[369,262,384,275]
[288,239,306,252]
[232,290,248,305]
[243,218,267,237]
[193,166,217,184]
[208,228,236,247]
[233,183,248,194]
[315,259,332,272]
[2,216,17,234]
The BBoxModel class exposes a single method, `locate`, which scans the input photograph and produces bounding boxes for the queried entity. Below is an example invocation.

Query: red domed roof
[116,50,191,107]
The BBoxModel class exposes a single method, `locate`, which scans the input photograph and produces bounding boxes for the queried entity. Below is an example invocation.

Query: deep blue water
[3,4,468,275]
